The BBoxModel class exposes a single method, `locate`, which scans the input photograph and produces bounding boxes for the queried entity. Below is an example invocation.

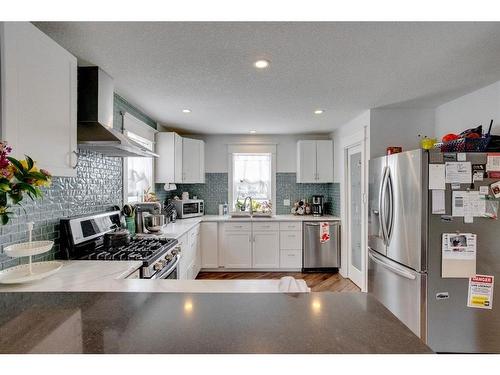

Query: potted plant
[0,141,52,225]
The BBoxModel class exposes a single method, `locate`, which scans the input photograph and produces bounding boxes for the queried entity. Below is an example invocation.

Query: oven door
[150,255,180,279]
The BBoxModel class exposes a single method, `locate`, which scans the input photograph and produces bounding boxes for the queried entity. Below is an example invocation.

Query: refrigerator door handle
[379,167,389,245]
[368,249,416,280]
[386,168,394,243]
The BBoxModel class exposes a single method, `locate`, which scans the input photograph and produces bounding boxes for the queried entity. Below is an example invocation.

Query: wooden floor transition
[196,271,361,292]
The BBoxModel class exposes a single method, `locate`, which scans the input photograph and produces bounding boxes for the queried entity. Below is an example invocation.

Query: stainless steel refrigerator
[368,149,500,353]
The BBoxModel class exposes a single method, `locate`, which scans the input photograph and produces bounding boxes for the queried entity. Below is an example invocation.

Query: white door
[223,232,252,268]
[297,140,317,182]
[346,143,365,288]
[316,140,333,182]
[182,137,199,182]
[174,133,183,183]
[252,231,280,268]
[198,140,205,183]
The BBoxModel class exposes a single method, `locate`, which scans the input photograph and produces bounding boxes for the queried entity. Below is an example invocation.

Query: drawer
[279,222,302,231]
[224,222,252,232]
[252,222,279,231]
[280,231,302,250]
[280,250,302,269]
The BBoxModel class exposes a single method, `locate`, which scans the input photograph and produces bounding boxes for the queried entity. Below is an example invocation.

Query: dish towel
[320,222,330,244]
[278,276,311,293]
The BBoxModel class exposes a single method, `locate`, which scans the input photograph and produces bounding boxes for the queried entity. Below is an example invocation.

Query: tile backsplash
[156,173,228,215]
[0,150,123,270]
[157,172,340,216]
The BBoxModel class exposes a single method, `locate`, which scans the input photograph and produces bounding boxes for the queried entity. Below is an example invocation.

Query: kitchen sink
[230,211,252,218]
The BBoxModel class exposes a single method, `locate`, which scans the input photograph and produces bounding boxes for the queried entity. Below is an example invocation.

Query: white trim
[345,143,364,289]
[122,112,158,142]
[338,126,369,292]
[227,144,277,154]
[227,144,277,214]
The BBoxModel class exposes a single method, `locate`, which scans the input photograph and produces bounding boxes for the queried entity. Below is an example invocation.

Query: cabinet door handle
[72,150,79,169]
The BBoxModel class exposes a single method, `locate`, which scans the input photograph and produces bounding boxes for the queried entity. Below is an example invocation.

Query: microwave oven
[173,199,204,219]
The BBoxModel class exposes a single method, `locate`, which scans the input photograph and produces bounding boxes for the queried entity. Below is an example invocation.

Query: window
[232,153,272,212]
[125,130,154,203]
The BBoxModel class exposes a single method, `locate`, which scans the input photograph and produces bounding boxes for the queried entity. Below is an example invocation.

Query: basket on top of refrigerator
[434,120,500,152]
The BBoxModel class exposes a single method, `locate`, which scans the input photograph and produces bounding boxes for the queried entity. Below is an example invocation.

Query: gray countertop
[0,291,432,354]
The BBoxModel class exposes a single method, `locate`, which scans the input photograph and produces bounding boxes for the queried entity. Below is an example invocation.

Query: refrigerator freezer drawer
[303,222,340,269]
[368,248,426,339]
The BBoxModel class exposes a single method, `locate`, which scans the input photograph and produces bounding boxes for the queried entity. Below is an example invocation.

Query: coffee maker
[311,195,324,216]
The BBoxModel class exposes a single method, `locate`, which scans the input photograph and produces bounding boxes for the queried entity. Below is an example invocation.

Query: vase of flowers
[0,141,52,225]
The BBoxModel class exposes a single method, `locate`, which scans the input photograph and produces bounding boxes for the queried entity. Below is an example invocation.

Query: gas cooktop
[79,238,177,264]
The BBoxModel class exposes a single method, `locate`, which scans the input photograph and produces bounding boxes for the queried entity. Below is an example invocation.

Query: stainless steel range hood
[77,67,158,158]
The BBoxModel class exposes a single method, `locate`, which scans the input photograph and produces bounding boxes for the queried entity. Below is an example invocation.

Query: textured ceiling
[35,22,500,134]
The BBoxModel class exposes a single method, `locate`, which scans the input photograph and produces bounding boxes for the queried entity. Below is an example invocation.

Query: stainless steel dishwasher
[303,221,341,272]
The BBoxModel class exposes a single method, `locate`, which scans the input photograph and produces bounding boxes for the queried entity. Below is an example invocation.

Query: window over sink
[227,144,276,214]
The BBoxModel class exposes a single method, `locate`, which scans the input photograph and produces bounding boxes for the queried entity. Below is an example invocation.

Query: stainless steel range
[59,210,180,279]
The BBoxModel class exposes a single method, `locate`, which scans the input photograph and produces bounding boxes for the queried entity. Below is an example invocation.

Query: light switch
[283,199,290,206]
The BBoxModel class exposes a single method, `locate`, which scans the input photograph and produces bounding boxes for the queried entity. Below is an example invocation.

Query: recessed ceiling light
[314,109,325,115]
[182,109,191,113]
[249,130,257,134]
[254,59,270,69]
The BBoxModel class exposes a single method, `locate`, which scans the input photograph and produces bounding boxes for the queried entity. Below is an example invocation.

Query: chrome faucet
[243,196,253,214]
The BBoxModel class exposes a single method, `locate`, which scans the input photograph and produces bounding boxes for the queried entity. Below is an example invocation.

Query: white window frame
[121,112,158,204]
[227,144,277,214]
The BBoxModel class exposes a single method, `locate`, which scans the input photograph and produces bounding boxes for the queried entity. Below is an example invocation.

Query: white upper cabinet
[182,137,205,183]
[0,22,78,177]
[316,140,334,182]
[155,132,205,183]
[155,132,183,183]
[296,140,333,183]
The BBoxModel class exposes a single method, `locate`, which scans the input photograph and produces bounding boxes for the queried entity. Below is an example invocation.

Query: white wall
[369,108,435,159]
[185,134,332,173]
[435,81,500,137]
[332,111,371,183]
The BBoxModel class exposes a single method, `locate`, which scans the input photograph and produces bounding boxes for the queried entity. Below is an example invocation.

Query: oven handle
[150,255,181,279]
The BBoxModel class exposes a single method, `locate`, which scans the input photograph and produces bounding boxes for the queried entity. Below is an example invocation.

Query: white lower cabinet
[178,224,201,280]
[201,222,218,268]
[222,231,253,268]
[252,231,280,268]
[280,250,302,268]
[219,221,301,270]
[177,233,189,280]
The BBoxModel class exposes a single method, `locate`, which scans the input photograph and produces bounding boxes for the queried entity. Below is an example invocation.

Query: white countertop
[147,214,340,240]
[0,260,309,293]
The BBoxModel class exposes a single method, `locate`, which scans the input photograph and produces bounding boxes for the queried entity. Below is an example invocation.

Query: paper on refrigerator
[452,191,485,217]
[445,162,472,184]
[429,164,446,190]
[441,233,477,278]
[432,190,446,214]
[467,275,494,309]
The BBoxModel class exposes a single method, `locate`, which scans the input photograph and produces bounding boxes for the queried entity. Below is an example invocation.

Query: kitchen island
[0,261,309,293]
[0,291,432,354]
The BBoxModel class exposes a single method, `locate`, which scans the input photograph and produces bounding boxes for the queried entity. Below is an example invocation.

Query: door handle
[379,167,389,245]
[71,150,79,169]
[305,223,320,227]
[386,169,394,244]
[368,250,416,280]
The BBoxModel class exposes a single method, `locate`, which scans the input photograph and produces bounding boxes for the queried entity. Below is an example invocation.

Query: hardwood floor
[196,271,361,292]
